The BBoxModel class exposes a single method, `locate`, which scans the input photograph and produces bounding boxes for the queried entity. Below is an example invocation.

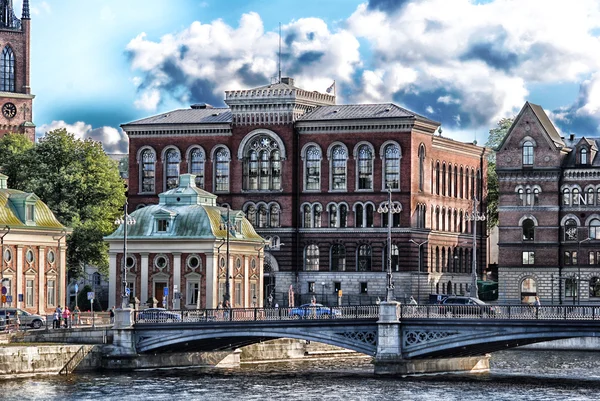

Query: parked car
[137,308,182,323]
[0,308,46,329]
[289,303,341,319]
[439,296,498,317]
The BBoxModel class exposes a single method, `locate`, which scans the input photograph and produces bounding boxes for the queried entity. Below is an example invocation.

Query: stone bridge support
[374,302,490,375]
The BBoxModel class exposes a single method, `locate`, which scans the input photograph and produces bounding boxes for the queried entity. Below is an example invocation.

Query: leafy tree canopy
[485,117,514,228]
[0,130,125,277]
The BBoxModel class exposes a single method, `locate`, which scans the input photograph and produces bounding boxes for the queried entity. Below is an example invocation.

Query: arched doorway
[520,277,537,304]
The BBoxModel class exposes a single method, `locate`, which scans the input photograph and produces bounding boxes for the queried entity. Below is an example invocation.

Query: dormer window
[580,148,588,165]
[157,219,169,232]
[26,204,34,221]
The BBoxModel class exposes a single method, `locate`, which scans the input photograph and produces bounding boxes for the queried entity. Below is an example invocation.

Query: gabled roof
[298,103,438,124]
[122,108,232,126]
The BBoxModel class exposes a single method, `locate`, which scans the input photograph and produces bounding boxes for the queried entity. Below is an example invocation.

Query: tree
[486,117,514,228]
[0,133,33,189]
[0,129,125,277]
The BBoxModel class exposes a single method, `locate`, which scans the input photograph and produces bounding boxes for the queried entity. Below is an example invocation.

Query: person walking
[62,306,71,328]
[53,309,60,329]
[109,306,115,324]
[533,296,541,318]
[73,305,81,326]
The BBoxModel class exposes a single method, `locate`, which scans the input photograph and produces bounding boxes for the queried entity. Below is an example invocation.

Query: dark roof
[123,108,232,126]
[528,102,564,147]
[563,136,600,166]
[298,103,438,124]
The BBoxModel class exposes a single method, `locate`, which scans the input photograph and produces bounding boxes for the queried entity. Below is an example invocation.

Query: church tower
[0,0,34,142]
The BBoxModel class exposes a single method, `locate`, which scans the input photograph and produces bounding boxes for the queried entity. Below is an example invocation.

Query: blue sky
[21,0,600,153]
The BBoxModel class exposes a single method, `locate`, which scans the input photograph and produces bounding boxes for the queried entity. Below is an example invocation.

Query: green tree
[0,133,33,189]
[486,117,514,228]
[0,129,125,277]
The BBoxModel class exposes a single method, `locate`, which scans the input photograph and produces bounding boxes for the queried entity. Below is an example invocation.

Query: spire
[22,0,30,20]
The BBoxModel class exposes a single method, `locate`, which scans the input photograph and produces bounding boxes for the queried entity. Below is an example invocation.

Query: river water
[1,350,599,401]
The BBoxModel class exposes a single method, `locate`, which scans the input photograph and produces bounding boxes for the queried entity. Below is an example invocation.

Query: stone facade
[497,101,600,303]
[121,77,488,305]
[0,0,34,141]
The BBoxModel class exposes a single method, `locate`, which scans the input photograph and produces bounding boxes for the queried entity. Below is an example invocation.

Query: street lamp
[1,225,10,307]
[377,186,402,302]
[115,200,136,309]
[577,237,591,305]
[409,239,429,304]
[219,205,235,307]
[464,197,486,299]
[321,282,325,304]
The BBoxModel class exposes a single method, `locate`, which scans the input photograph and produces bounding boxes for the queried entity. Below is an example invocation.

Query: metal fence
[400,304,600,320]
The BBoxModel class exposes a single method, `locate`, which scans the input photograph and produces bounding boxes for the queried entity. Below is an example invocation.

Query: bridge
[112,303,600,375]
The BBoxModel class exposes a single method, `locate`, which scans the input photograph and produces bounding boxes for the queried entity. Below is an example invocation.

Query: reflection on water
[1,351,600,401]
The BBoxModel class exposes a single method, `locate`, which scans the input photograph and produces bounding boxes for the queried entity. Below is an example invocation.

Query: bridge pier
[105,309,136,357]
[374,302,490,375]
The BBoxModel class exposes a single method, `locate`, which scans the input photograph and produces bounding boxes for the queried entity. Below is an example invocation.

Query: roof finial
[22,0,30,20]
[278,22,282,83]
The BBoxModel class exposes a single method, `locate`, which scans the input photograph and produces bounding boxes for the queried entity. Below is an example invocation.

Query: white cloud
[31,1,51,15]
[36,121,128,154]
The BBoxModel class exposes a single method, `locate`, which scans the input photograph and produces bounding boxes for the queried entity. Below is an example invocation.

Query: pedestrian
[53,310,60,329]
[223,299,231,320]
[62,306,71,328]
[109,306,115,324]
[534,296,541,307]
[73,305,81,326]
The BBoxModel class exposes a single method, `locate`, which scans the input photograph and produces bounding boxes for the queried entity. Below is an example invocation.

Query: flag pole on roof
[326,80,336,97]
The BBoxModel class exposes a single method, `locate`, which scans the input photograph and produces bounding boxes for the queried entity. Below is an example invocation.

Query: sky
[19,0,600,154]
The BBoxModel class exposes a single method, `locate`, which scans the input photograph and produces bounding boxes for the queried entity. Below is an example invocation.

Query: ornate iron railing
[400,304,600,320]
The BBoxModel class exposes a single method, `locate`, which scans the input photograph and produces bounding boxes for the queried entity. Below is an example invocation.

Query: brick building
[121,77,488,305]
[0,0,34,141]
[496,102,600,304]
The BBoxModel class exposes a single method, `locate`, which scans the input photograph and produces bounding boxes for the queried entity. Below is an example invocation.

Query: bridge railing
[400,304,600,320]
[134,305,379,324]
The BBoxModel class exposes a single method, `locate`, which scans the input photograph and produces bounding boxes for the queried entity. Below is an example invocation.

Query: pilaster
[173,252,181,309]
[37,246,45,313]
[109,252,117,309]
[16,245,22,309]
[140,252,149,306]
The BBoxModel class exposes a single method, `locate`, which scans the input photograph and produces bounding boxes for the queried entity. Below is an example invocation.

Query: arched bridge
[122,303,600,373]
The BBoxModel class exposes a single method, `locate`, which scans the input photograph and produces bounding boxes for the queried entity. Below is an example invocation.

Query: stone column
[59,245,66,308]
[16,246,23,309]
[173,252,181,310]
[140,253,149,306]
[38,246,45,313]
[205,253,215,309]
[108,252,117,309]
[244,256,249,308]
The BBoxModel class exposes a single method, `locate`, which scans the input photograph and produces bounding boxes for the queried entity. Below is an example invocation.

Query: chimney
[569,134,575,141]
[280,77,294,86]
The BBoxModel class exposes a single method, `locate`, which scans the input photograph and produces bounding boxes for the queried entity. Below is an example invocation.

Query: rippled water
[1,351,600,401]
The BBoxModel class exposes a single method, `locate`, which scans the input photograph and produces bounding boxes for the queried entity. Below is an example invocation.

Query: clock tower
[0,0,33,142]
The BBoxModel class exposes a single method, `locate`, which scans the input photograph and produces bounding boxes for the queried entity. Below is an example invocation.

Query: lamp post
[577,237,591,305]
[115,201,136,309]
[409,239,429,304]
[1,225,10,307]
[377,186,402,302]
[321,282,325,304]
[219,205,235,307]
[464,197,486,299]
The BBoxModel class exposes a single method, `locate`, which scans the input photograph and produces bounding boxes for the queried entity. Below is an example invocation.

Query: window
[305,245,319,271]
[329,204,338,227]
[590,219,600,240]
[384,244,400,272]
[305,145,321,191]
[270,204,280,227]
[155,255,168,269]
[522,251,535,264]
[157,219,169,232]
[334,282,341,294]
[355,204,364,228]
[3,247,11,263]
[360,282,368,294]
[517,188,524,205]
[308,281,316,293]
[189,148,205,189]
[331,145,347,190]
[243,136,281,191]
[534,188,540,205]
[303,204,312,228]
[418,145,425,191]
[165,148,181,190]
[357,144,374,190]
[565,278,577,298]
[564,251,577,265]
[331,244,346,271]
[564,219,578,241]
[26,279,34,307]
[525,188,532,206]
[250,282,257,306]
[187,281,199,306]
[587,188,594,205]
[563,188,571,206]
[340,205,348,228]
[47,279,55,306]
[313,204,322,228]
[26,249,34,264]
[235,282,242,306]
[435,163,440,195]
[1,46,14,92]
[215,147,230,192]
[26,204,35,221]
[187,255,201,270]
[520,277,537,304]
[522,219,535,241]
[580,148,588,165]
[141,149,156,193]
[573,188,581,205]
[590,277,600,298]
[522,141,534,166]
[357,244,372,271]
[47,250,55,264]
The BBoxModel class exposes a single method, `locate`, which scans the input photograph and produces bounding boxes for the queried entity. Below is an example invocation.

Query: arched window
[357,144,374,190]
[303,205,312,228]
[520,277,537,304]
[305,245,319,271]
[214,147,230,192]
[258,205,267,228]
[522,141,534,166]
[435,247,440,272]
[384,244,399,272]
[355,204,364,228]
[245,205,257,226]
[329,204,337,228]
[453,166,458,198]
[522,218,535,241]
[435,162,440,195]
[165,148,181,190]
[525,188,532,206]
[366,204,374,227]
[580,148,588,165]
[587,188,594,206]
[313,204,322,228]
[534,188,540,205]
[331,244,346,272]
[242,135,281,191]
[565,277,577,298]
[269,204,280,227]
[418,145,425,191]
[384,144,400,190]
[563,188,571,206]
[458,167,463,198]
[590,218,600,240]
[573,188,581,205]
[339,204,348,228]
[140,149,156,193]
[590,277,600,298]
[564,218,578,241]
[189,148,205,189]
[331,145,347,190]
[517,188,524,205]
[441,164,446,196]
[1,46,14,92]
[305,145,321,191]
[357,244,372,271]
